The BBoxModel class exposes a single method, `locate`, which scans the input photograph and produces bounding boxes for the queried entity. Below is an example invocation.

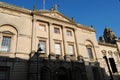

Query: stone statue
[99,36,104,42]
[50,4,59,11]
[103,27,117,44]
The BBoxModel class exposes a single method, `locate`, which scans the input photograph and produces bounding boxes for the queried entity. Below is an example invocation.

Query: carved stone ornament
[101,50,106,55]
[41,12,70,22]
[108,50,113,56]
[114,51,118,56]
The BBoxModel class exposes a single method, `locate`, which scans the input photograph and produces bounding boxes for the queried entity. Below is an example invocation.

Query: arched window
[85,40,95,59]
[0,25,18,53]
[86,45,93,58]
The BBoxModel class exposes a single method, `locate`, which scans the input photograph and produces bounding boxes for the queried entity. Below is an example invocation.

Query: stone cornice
[0,2,96,32]
[98,42,117,48]
[0,2,31,14]
[116,39,120,42]
[77,24,96,32]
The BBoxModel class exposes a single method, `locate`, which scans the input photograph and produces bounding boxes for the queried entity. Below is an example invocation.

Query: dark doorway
[92,67,101,80]
[40,67,51,80]
[0,66,10,80]
[55,67,68,80]
[72,67,82,80]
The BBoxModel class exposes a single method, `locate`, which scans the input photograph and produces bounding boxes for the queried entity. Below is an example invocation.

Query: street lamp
[36,47,43,80]
[77,55,84,62]
[101,50,114,80]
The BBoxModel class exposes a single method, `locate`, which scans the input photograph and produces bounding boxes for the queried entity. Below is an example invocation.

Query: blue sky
[1,0,120,39]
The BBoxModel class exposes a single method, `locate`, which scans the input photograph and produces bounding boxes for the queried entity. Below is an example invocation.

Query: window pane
[67,30,72,36]
[38,24,46,31]
[54,27,60,34]
[55,43,61,55]
[87,48,93,58]
[0,36,11,52]
[39,41,46,53]
[68,45,74,55]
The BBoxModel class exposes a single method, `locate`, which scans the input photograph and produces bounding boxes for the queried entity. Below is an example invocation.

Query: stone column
[48,23,55,59]
[48,23,52,54]
[62,26,67,56]
[73,28,79,58]
[31,15,36,52]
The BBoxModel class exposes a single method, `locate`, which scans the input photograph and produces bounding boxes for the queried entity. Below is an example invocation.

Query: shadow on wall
[85,62,120,80]
[28,52,88,80]
[28,53,120,80]
[0,55,28,80]
[0,53,120,80]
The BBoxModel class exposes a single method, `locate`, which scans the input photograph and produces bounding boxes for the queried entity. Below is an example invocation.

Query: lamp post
[77,55,84,62]
[102,50,114,80]
[36,47,42,80]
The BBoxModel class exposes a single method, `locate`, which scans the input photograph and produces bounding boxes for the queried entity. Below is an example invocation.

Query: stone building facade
[0,2,120,80]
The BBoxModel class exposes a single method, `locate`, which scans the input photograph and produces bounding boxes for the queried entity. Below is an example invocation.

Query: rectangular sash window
[0,36,11,52]
[39,41,46,53]
[87,48,93,58]
[55,43,61,55]
[68,45,74,55]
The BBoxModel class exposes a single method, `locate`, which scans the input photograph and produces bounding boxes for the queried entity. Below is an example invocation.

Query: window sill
[0,51,13,54]
[0,52,15,58]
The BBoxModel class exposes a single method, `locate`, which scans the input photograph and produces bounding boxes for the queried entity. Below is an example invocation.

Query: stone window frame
[0,25,18,53]
[54,27,60,34]
[68,43,75,56]
[0,31,15,52]
[38,24,46,32]
[85,40,96,60]
[86,45,94,59]
[38,39,47,54]
[54,41,62,55]
[66,29,72,36]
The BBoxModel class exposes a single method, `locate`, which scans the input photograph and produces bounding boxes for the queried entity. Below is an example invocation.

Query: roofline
[98,42,116,48]
[77,24,96,32]
[32,10,78,26]
[37,10,75,23]
[0,2,31,14]
[0,2,96,32]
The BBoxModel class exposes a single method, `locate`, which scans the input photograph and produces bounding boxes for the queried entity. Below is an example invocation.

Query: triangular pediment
[37,11,74,23]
